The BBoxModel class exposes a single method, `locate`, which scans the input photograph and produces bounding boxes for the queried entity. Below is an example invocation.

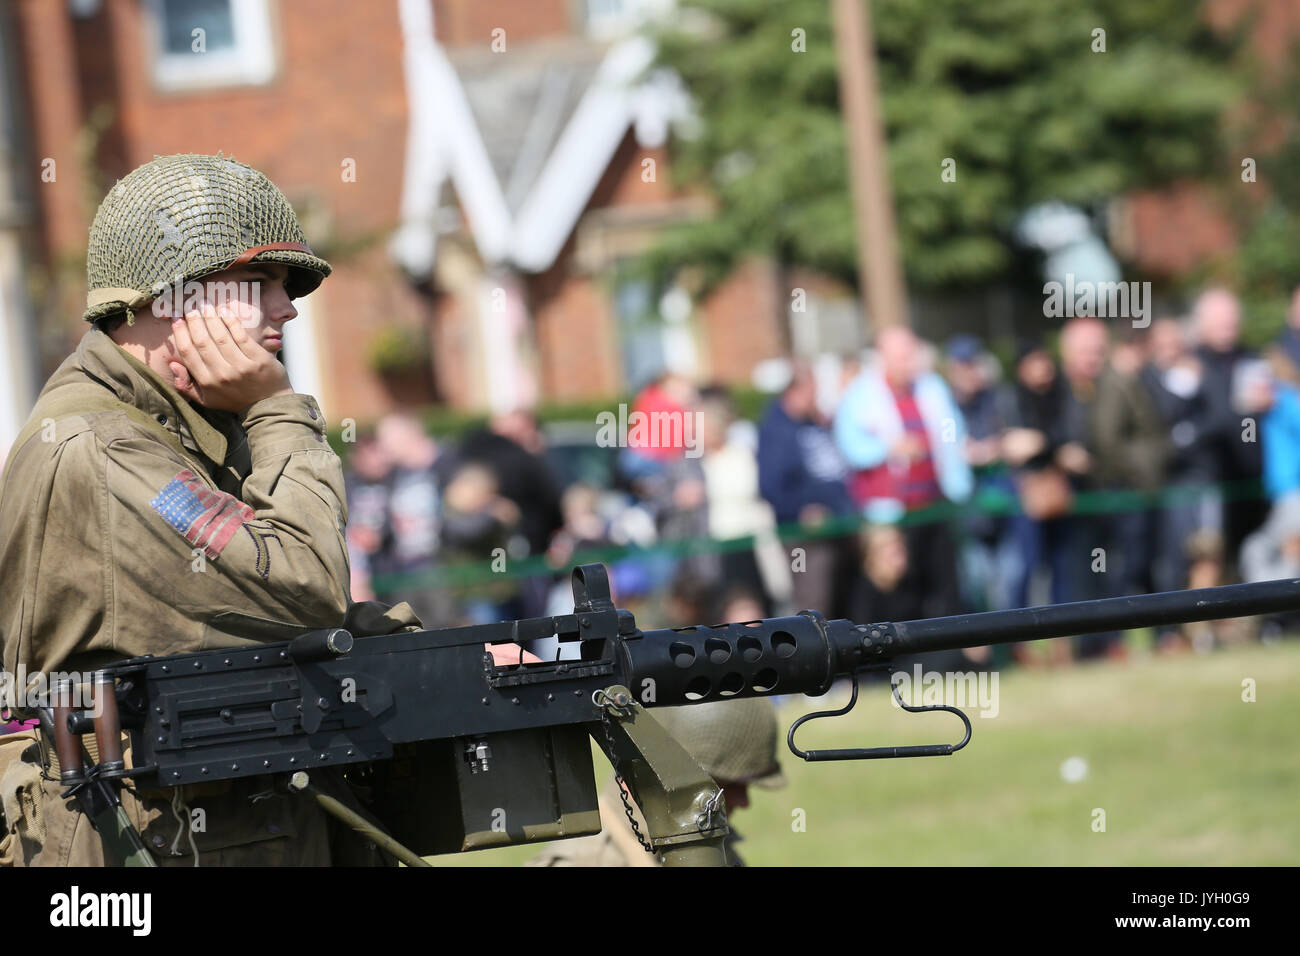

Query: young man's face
[116,261,298,388]
[185,262,298,352]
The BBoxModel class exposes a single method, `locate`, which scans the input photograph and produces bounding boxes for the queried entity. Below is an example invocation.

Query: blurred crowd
[345,285,1300,664]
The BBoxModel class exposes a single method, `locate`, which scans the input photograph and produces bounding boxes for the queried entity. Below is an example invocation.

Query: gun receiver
[42,566,1300,865]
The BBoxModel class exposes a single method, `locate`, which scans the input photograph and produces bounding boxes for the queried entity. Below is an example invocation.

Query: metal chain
[594,691,654,854]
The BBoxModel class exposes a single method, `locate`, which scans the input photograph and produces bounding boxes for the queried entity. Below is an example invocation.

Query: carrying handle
[787,672,972,762]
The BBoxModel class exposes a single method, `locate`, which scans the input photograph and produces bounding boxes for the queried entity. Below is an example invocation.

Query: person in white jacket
[834,327,972,618]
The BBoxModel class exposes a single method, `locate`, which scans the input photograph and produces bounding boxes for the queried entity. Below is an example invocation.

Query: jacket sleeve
[924,376,973,503]
[1089,375,1127,484]
[1263,394,1300,499]
[756,419,802,523]
[833,380,889,469]
[1091,375,1168,490]
[104,393,351,632]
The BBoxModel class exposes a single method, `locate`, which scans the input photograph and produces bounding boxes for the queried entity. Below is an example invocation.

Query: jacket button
[156,415,167,425]
[151,835,166,848]
[315,432,325,442]
[307,406,318,420]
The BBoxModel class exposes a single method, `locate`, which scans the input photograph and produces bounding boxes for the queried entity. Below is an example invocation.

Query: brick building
[0,0,792,457]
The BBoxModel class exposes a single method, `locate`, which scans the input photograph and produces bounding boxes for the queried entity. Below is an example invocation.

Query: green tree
[644,0,1245,292]
[1227,39,1300,344]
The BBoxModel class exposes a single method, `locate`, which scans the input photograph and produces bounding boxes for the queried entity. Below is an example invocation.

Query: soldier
[527,698,786,866]
[0,154,425,866]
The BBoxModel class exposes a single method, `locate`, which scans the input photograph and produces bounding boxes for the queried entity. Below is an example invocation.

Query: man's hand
[487,643,542,666]
[798,503,831,528]
[169,304,292,412]
[1002,428,1046,467]
[1055,441,1092,475]
[889,433,926,465]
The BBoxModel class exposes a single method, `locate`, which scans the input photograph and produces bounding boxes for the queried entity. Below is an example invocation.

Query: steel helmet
[83,153,330,325]
[654,698,786,788]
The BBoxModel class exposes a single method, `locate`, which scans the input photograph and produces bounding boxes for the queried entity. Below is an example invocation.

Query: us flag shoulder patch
[149,468,255,560]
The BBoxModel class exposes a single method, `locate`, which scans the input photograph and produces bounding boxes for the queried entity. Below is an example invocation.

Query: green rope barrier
[367,476,1265,595]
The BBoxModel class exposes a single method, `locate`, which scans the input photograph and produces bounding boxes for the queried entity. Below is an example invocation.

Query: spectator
[758,361,853,524]
[1001,342,1071,582]
[1059,316,1120,659]
[1141,317,1217,595]
[849,523,978,675]
[849,523,924,625]
[665,570,717,627]
[654,450,718,588]
[343,431,393,603]
[944,335,1015,610]
[439,462,523,625]
[720,585,767,625]
[1091,327,1171,599]
[1240,494,1300,637]
[1241,493,1300,582]
[1001,340,1079,664]
[699,390,780,613]
[375,413,447,626]
[547,482,614,568]
[443,409,563,617]
[1058,316,1107,484]
[834,326,971,618]
[757,360,854,615]
[447,410,562,558]
[619,372,698,478]
[1262,348,1300,501]
[627,380,719,591]
[1192,288,1269,563]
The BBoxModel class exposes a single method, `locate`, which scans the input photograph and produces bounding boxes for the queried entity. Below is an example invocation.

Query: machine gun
[33,565,1300,867]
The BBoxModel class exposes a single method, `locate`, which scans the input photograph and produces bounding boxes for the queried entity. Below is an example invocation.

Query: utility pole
[831,0,908,331]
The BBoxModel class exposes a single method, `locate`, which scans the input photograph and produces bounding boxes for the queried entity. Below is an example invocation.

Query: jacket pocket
[0,734,45,866]
[131,777,318,866]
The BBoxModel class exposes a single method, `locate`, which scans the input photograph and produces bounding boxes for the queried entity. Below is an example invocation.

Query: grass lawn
[430,641,1300,866]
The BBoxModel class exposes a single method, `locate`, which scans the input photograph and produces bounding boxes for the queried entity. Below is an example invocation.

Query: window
[583,0,674,40]
[145,0,276,92]
[614,278,665,389]
[614,278,698,389]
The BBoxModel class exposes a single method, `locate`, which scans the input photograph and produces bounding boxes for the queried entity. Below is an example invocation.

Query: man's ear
[132,303,160,325]
[144,294,172,321]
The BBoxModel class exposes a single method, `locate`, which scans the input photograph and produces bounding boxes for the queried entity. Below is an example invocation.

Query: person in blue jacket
[757,360,854,615]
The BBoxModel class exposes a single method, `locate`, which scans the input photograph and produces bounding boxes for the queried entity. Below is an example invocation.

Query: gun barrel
[890,578,1300,657]
[624,578,1300,709]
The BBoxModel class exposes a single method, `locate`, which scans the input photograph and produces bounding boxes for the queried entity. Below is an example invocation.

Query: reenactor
[0,154,419,866]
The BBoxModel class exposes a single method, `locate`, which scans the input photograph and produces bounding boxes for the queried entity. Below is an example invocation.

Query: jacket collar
[72,329,230,465]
